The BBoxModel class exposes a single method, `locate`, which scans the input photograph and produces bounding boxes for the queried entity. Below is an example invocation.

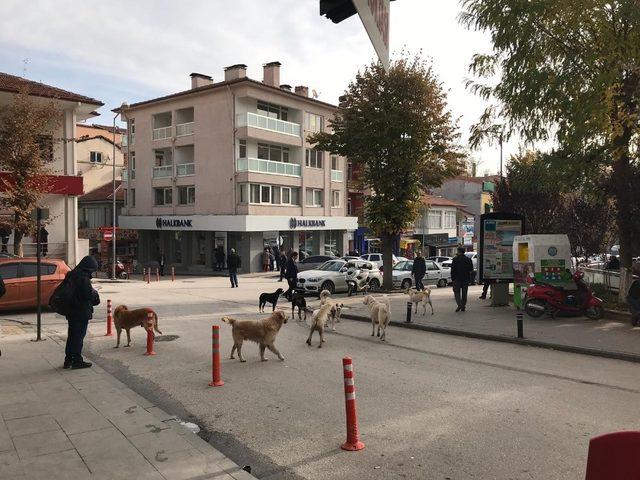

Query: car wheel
[320,281,335,295]
[401,278,412,290]
[437,278,447,288]
[369,279,380,291]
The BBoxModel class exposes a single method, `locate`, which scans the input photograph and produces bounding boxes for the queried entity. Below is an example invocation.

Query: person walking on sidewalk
[284,251,299,300]
[451,247,474,312]
[411,251,427,291]
[64,256,100,369]
[479,279,495,299]
[279,250,287,282]
[227,248,240,288]
[262,248,271,272]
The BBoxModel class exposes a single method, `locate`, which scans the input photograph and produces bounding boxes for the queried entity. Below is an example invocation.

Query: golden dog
[306,303,333,348]
[222,310,288,362]
[113,305,162,348]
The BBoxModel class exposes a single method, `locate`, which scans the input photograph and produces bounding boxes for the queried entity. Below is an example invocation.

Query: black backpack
[49,272,75,316]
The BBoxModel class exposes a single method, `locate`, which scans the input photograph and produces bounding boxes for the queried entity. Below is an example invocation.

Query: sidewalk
[0,322,256,480]
[339,286,640,360]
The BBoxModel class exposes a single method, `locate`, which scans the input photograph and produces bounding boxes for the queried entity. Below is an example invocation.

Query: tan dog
[113,305,162,348]
[319,289,332,305]
[222,310,288,362]
[363,295,390,341]
[405,287,434,315]
[306,303,333,348]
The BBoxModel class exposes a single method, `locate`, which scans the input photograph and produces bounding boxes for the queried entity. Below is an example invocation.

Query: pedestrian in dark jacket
[284,251,299,300]
[411,251,427,291]
[450,247,474,312]
[227,248,241,288]
[279,251,287,282]
[64,256,100,369]
[158,253,165,276]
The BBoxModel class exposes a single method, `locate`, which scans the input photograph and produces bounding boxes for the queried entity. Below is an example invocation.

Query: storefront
[120,214,357,274]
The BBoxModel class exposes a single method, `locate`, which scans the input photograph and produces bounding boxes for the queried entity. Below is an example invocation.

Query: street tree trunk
[382,232,394,291]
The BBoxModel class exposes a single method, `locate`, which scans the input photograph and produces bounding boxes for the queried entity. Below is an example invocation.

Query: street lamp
[112,102,128,280]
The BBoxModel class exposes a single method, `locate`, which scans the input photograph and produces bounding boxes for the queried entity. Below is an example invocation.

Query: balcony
[153,126,172,140]
[153,165,173,178]
[236,157,301,177]
[331,170,343,182]
[176,122,194,137]
[176,163,195,177]
[236,112,301,137]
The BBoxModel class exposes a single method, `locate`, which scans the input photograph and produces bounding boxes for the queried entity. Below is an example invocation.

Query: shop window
[174,232,182,263]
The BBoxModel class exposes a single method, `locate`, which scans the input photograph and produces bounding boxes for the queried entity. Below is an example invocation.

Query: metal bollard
[405,302,412,323]
[517,312,524,339]
[341,357,364,451]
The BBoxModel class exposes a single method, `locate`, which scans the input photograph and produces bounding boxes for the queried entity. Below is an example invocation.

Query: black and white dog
[259,288,284,312]
[291,290,313,321]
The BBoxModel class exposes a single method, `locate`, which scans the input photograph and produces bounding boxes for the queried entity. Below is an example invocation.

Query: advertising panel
[480,214,525,281]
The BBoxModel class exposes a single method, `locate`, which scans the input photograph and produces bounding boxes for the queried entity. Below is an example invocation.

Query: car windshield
[318,261,344,272]
[465,253,475,258]
[393,262,407,271]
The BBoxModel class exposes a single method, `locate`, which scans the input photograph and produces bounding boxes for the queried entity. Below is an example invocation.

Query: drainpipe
[227,85,237,216]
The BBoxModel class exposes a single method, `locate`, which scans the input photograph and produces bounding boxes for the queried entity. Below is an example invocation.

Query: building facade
[75,123,126,193]
[411,195,467,257]
[119,62,357,273]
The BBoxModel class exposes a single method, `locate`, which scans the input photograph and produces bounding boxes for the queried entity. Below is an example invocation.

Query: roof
[449,175,500,184]
[422,194,466,208]
[79,181,124,202]
[0,72,103,106]
[76,123,126,135]
[76,135,121,148]
[117,76,337,112]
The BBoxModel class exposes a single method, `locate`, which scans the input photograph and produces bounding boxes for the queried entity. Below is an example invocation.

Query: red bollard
[105,299,113,336]
[208,325,224,387]
[146,268,150,284]
[144,310,156,356]
[156,268,160,282]
[341,357,364,451]
[171,266,175,282]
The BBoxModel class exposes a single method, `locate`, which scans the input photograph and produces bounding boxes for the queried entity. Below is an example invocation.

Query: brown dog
[113,305,162,348]
[221,310,287,362]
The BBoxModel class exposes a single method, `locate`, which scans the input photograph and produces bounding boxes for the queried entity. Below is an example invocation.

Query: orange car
[0,258,70,310]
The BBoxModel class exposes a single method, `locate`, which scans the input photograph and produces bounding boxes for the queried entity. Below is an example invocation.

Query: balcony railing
[331,170,343,182]
[153,165,173,178]
[176,163,195,176]
[236,112,301,137]
[176,122,194,137]
[236,157,301,177]
[152,126,172,140]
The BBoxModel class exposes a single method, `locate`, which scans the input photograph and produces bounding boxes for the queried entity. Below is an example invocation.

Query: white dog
[307,303,333,348]
[363,295,390,341]
[319,289,331,305]
[405,287,433,315]
[327,303,343,331]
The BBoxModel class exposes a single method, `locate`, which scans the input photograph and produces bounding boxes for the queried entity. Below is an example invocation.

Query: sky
[0,0,513,174]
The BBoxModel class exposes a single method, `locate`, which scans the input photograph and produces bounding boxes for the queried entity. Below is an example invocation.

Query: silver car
[297,259,382,294]
[392,260,451,290]
[297,255,337,272]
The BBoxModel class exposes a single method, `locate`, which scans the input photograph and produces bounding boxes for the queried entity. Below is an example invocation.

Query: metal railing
[7,242,67,260]
[582,267,622,292]
[236,157,301,177]
[152,165,173,178]
[152,126,172,140]
[176,163,195,176]
[331,169,343,182]
[236,112,301,137]
[176,122,194,136]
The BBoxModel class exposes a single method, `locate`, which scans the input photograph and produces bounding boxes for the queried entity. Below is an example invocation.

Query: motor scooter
[345,263,371,296]
[115,260,128,280]
[523,271,603,319]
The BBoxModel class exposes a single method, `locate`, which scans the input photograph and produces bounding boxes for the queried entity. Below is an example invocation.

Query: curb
[341,313,640,364]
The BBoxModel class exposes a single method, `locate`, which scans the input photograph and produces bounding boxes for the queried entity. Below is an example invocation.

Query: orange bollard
[171,266,175,282]
[341,357,364,451]
[105,299,113,336]
[156,268,160,282]
[144,310,156,356]
[208,325,224,387]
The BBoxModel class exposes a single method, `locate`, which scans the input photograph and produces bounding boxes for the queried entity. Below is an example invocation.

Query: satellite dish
[312,89,319,99]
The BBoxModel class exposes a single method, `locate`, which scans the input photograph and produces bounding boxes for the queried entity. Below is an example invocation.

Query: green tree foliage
[460,0,640,299]
[309,55,465,288]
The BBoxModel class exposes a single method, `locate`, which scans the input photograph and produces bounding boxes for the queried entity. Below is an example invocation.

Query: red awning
[0,173,84,196]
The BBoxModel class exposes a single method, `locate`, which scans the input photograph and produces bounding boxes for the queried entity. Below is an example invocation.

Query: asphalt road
[18,275,640,480]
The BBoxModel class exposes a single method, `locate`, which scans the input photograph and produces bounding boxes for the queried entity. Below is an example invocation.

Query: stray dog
[113,305,162,348]
[405,287,434,315]
[291,290,313,321]
[222,310,288,362]
[327,303,344,331]
[259,288,284,312]
[363,295,390,341]
[306,303,333,348]
[319,289,331,305]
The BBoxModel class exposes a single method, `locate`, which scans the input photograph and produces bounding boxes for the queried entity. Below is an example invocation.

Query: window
[282,187,290,204]
[178,186,195,205]
[427,261,440,271]
[130,188,136,207]
[250,184,261,203]
[331,190,341,207]
[444,210,456,229]
[90,151,102,163]
[21,263,57,277]
[130,152,136,179]
[0,263,19,279]
[257,143,290,162]
[174,232,182,263]
[305,113,323,132]
[331,155,339,170]
[347,161,354,181]
[260,185,271,203]
[347,196,352,215]
[239,140,247,158]
[305,149,323,168]
[239,184,248,203]
[257,101,288,121]
[243,184,299,205]
[129,118,135,144]
[306,188,323,207]
[428,209,442,229]
[154,187,172,206]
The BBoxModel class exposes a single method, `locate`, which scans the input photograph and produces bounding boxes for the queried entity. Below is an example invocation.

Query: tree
[562,192,617,260]
[461,0,640,301]
[0,89,58,256]
[309,55,465,289]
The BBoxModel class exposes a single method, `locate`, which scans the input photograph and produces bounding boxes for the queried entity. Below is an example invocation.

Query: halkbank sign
[155,217,193,229]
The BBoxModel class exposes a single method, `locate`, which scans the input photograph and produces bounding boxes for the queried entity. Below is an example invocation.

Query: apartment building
[118,62,357,273]
[411,195,467,257]
[75,123,126,193]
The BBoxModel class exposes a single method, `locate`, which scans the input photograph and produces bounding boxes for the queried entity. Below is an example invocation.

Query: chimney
[280,84,292,92]
[190,73,213,89]
[295,85,309,97]
[263,61,281,87]
[224,64,247,82]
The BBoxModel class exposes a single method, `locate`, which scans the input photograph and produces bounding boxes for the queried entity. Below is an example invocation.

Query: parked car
[360,253,398,268]
[297,255,337,272]
[0,258,70,310]
[392,260,451,290]
[428,256,452,266]
[297,259,382,294]
[441,260,452,269]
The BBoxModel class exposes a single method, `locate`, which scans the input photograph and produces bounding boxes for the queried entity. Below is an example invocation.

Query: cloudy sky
[1,0,513,173]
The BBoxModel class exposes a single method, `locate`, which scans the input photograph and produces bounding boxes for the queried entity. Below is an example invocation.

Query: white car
[297,259,382,294]
[391,260,451,290]
[427,256,452,266]
[360,253,398,268]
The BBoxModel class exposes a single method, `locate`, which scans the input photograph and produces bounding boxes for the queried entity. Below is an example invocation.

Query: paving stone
[0,390,39,408]
[106,407,169,437]
[128,427,193,463]
[21,449,91,480]
[0,401,49,421]
[0,450,24,479]
[5,415,60,437]
[150,448,227,480]
[12,429,74,459]
[50,404,112,436]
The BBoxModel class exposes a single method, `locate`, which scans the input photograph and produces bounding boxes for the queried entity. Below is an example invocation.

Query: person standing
[39,226,49,257]
[411,251,427,291]
[64,256,100,369]
[158,252,165,276]
[284,251,299,300]
[262,248,270,272]
[279,250,287,282]
[451,247,474,312]
[268,248,275,272]
[227,248,240,288]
